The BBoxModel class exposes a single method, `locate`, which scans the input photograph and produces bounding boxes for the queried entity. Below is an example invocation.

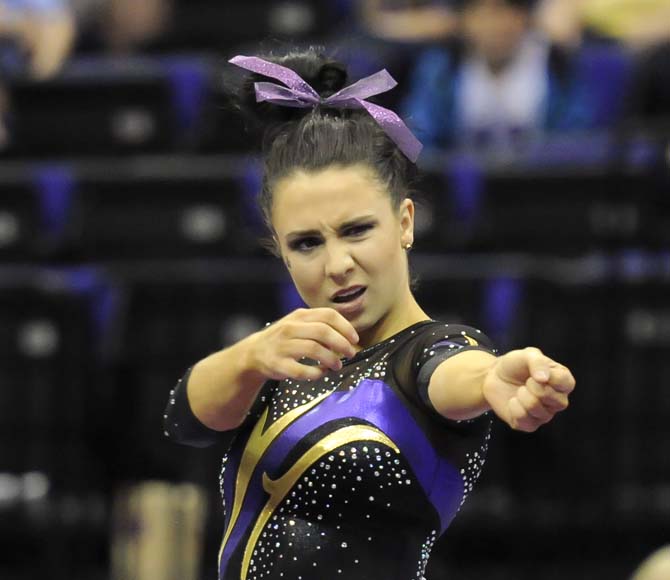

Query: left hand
[482,347,575,432]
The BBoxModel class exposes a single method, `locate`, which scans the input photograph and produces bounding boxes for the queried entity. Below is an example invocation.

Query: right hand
[246,308,359,382]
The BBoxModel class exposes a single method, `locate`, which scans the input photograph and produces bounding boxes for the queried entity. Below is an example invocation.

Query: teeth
[333,287,364,303]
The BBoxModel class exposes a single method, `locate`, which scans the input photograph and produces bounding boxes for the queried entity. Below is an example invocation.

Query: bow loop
[229,55,423,163]
[229,55,320,99]
[323,69,397,104]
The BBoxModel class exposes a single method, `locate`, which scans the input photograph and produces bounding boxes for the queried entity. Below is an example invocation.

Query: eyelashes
[288,223,376,253]
[288,236,320,252]
[345,223,374,237]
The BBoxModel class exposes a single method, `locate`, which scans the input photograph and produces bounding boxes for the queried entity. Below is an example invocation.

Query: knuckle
[326,308,340,321]
[315,323,332,341]
[278,322,295,337]
[293,308,309,320]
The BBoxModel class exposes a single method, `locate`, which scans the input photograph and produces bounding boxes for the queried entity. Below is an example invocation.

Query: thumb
[526,347,552,383]
[496,347,551,384]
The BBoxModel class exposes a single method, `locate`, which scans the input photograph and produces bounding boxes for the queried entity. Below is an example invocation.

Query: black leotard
[165,320,496,580]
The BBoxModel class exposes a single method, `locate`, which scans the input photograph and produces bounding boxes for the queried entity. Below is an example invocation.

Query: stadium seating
[0,41,668,578]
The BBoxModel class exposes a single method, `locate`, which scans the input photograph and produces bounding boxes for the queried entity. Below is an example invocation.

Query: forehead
[271,164,392,231]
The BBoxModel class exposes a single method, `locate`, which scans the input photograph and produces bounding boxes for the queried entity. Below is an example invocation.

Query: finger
[525,378,570,411]
[516,385,554,422]
[289,321,357,358]
[299,307,360,346]
[508,398,542,433]
[271,359,327,382]
[285,339,344,372]
[525,348,553,384]
[547,365,576,394]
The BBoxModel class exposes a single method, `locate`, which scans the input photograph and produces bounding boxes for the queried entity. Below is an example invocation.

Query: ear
[398,198,415,247]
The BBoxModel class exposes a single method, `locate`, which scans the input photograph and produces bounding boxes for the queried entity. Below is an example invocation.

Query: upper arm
[413,328,498,422]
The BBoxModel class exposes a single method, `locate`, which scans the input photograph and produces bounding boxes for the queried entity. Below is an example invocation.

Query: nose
[324,241,355,281]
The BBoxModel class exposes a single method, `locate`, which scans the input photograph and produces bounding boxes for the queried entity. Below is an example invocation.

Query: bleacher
[0,35,669,580]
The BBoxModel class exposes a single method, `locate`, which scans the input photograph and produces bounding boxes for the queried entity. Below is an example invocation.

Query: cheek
[288,260,323,297]
[359,237,403,276]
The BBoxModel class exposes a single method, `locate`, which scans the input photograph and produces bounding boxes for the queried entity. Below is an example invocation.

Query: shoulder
[389,321,495,431]
[405,320,495,355]
[390,321,495,387]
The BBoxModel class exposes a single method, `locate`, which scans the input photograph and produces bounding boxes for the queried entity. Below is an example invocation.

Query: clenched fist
[483,347,575,432]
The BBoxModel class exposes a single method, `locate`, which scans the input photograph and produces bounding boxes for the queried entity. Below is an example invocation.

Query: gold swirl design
[463,334,479,347]
[241,425,401,579]
[218,390,332,568]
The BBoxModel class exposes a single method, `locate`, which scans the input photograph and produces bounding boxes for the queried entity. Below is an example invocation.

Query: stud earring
[404,243,413,251]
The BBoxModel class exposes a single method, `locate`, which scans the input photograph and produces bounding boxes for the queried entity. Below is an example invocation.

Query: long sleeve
[163,367,232,448]
[392,322,497,424]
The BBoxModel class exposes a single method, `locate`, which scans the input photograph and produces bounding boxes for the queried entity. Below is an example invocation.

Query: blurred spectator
[537,0,670,52]
[0,0,173,75]
[0,0,75,148]
[359,0,460,43]
[535,2,670,126]
[631,546,670,580]
[0,0,75,78]
[627,42,670,124]
[72,0,173,55]
[402,0,603,152]
[325,0,461,111]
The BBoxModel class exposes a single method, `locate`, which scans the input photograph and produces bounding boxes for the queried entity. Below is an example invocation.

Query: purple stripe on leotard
[264,379,464,529]
[219,379,463,576]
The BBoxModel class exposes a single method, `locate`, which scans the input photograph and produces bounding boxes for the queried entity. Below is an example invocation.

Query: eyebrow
[285,215,377,241]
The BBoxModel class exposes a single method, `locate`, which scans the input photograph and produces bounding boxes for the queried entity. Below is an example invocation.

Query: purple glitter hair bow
[229,55,423,163]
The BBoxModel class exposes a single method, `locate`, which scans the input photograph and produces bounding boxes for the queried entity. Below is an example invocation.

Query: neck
[357,291,431,350]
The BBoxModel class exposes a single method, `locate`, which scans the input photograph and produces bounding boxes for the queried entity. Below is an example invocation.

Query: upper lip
[330,285,365,300]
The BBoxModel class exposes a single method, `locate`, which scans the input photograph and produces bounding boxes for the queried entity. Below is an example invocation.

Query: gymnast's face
[271,164,416,345]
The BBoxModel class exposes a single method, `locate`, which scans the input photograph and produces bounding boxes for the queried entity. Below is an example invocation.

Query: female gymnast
[164,48,576,580]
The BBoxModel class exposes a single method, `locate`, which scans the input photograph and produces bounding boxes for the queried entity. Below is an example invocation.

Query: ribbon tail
[229,55,320,99]
[325,69,397,102]
[359,100,423,163]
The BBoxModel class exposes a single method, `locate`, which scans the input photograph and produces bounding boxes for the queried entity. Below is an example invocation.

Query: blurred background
[0,0,669,579]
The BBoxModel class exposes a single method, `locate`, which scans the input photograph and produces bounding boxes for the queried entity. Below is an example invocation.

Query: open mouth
[332,287,366,303]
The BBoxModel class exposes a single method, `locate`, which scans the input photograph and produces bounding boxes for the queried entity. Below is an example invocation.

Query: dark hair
[232,47,417,242]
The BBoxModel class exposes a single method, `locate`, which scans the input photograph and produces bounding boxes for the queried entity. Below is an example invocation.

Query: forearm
[427,350,497,421]
[186,333,267,432]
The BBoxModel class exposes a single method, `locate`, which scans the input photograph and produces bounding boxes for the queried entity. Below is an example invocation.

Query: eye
[288,236,322,252]
[344,223,374,237]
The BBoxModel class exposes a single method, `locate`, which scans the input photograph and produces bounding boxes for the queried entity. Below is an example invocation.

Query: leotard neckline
[342,319,436,366]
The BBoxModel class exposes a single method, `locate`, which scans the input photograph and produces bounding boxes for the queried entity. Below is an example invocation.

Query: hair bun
[233,47,349,132]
